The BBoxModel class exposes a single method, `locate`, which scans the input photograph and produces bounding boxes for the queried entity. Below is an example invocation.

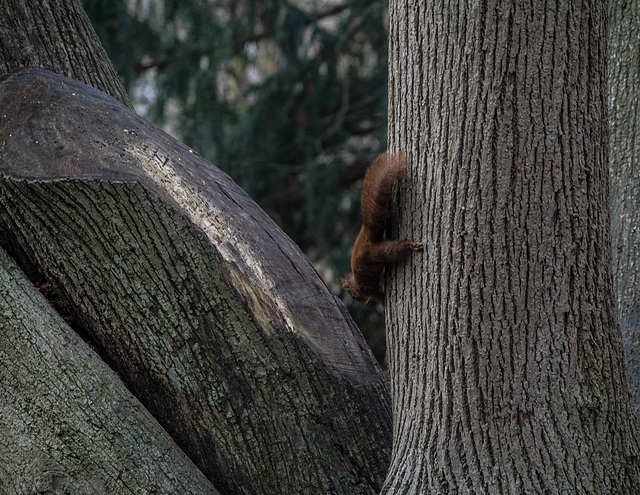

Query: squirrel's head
[339,274,369,304]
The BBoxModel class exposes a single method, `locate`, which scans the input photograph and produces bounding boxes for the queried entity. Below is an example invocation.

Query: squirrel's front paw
[401,240,423,251]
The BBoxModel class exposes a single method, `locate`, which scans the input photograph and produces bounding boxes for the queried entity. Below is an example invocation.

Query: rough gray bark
[0,0,132,108]
[383,1,640,493]
[0,246,219,494]
[609,0,640,422]
[0,68,391,494]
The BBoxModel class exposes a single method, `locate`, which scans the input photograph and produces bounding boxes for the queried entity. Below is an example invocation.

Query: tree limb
[0,67,391,494]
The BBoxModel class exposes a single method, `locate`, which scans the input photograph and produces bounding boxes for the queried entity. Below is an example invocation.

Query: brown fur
[339,152,423,305]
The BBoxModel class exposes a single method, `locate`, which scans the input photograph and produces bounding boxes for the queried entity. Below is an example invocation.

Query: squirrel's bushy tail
[360,152,406,238]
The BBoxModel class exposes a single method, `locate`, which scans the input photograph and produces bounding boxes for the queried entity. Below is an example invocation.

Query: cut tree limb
[0,68,391,495]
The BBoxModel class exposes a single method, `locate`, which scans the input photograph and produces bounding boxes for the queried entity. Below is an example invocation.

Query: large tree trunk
[383,1,640,493]
[0,1,392,493]
[609,0,640,422]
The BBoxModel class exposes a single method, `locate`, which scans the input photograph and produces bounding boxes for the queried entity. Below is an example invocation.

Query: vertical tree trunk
[384,1,640,492]
[0,0,131,108]
[609,0,640,422]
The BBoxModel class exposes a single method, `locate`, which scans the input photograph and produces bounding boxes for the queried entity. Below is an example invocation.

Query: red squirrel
[339,152,423,305]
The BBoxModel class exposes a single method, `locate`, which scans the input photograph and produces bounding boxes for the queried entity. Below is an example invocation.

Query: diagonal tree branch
[0,67,391,494]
